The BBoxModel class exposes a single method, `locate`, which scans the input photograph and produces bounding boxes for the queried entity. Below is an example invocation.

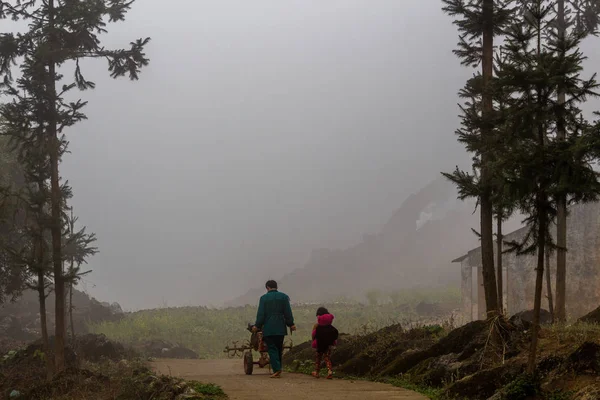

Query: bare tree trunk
[555,0,567,323]
[69,281,75,340]
[497,216,503,313]
[480,0,499,317]
[36,238,54,379]
[62,262,68,342]
[47,0,66,372]
[545,246,554,322]
[50,115,65,373]
[528,205,546,374]
[68,208,75,341]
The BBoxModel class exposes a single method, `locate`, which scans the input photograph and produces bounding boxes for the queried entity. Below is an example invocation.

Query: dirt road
[151,359,428,400]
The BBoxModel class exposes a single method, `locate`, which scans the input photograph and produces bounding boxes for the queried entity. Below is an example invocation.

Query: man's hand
[251,326,258,333]
[290,325,297,332]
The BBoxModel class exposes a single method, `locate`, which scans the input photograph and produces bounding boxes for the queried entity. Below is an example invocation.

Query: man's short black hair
[265,280,278,290]
[316,307,329,316]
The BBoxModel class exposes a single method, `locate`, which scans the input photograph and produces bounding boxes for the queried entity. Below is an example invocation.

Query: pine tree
[63,206,97,339]
[552,0,600,323]
[0,136,29,303]
[491,68,519,313]
[442,0,514,317]
[1,94,64,376]
[0,0,150,372]
[497,0,600,373]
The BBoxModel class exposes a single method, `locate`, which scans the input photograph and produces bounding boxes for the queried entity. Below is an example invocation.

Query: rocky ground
[284,310,600,400]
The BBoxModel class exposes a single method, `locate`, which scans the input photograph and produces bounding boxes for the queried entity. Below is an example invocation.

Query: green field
[89,287,460,359]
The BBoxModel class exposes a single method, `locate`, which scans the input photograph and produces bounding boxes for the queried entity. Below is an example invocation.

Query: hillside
[0,288,123,348]
[227,177,522,306]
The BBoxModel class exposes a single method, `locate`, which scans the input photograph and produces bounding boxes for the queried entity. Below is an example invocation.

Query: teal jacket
[254,290,295,337]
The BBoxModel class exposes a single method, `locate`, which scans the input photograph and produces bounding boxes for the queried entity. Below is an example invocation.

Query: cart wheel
[243,351,254,375]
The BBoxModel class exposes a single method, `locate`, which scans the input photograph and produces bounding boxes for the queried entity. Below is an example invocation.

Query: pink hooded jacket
[311,313,337,349]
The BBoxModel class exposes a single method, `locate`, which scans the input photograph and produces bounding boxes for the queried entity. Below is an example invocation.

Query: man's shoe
[270,371,282,378]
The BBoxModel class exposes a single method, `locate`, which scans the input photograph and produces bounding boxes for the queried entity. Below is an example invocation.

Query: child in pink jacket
[311,307,339,379]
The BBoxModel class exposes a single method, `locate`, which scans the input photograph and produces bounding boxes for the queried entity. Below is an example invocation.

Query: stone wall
[458,201,600,320]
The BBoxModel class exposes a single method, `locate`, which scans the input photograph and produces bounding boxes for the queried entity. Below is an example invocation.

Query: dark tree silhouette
[0,0,150,372]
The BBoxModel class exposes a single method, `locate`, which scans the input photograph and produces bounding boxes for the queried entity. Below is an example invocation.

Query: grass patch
[545,390,575,400]
[285,362,445,399]
[190,381,226,397]
[545,322,600,347]
[384,377,445,399]
[89,287,460,359]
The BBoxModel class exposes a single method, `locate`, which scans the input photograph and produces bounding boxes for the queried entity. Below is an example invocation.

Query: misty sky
[57,1,600,310]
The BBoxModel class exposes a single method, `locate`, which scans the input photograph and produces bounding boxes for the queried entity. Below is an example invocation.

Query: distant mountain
[226,177,521,307]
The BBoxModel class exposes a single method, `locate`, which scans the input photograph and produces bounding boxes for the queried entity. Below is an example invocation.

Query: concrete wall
[459,201,600,320]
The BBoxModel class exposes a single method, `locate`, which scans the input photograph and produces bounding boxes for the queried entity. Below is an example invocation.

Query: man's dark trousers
[264,335,284,372]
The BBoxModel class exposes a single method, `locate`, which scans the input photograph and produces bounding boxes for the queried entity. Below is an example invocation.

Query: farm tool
[223,323,293,375]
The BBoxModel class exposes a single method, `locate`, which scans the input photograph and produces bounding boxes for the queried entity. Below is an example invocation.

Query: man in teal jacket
[252,280,296,378]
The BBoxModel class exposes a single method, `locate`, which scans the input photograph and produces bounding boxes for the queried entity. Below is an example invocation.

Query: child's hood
[317,313,334,326]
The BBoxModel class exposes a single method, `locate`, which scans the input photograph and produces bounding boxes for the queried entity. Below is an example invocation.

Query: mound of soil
[565,342,600,375]
[286,313,600,399]
[377,320,492,377]
[579,306,600,324]
[138,339,199,359]
[285,324,445,377]
[509,309,553,330]
[338,326,440,376]
[445,362,525,400]
[5,363,216,400]
[27,334,128,363]
[74,333,127,362]
[0,342,77,397]
[286,317,534,399]
[25,368,109,399]
[1,333,128,396]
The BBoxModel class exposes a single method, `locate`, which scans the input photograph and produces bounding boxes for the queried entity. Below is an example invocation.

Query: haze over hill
[48,0,600,310]
[228,178,523,306]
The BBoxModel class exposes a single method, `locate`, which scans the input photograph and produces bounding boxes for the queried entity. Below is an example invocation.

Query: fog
[56,1,600,310]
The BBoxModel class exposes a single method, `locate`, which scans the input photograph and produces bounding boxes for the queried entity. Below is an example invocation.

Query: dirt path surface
[151,359,428,400]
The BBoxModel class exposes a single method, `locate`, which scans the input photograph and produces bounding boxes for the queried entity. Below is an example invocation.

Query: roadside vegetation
[89,287,460,359]
[0,334,227,400]
[285,319,600,399]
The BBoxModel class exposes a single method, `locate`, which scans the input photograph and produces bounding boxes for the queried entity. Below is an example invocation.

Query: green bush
[502,375,539,400]
[190,382,226,396]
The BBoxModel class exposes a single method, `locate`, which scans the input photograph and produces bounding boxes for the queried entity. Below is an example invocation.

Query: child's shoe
[326,370,333,379]
[311,371,320,378]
